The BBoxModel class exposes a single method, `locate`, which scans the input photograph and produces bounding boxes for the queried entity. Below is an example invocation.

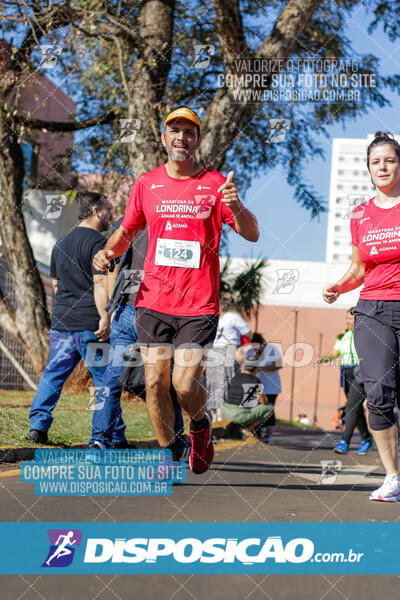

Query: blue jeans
[90,304,185,448]
[29,329,108,432]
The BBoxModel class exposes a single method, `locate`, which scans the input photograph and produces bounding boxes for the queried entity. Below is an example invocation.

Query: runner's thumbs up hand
[93,248,114,272]
[218,170,241,213]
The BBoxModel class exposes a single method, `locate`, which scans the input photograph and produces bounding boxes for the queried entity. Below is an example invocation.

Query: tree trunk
[126,0,174,176]
[200,0,322,168]
[255,303,260,333]
[0,94,50,374]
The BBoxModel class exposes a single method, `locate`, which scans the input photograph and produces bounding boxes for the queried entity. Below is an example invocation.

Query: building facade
[325,136,373,263]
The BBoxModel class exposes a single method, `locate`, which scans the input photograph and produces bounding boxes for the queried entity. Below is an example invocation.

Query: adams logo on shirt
[165,220,188,231]
[41,529,82,568]
[370,246,379,256]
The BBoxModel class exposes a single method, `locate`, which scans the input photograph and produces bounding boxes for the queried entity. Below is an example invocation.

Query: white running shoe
[369,473,400,502]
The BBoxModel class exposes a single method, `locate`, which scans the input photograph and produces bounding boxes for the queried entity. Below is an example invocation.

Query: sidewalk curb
[0,440,161,464]
[0,447,38,463]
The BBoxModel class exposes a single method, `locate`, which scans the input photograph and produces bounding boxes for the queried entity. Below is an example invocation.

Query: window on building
[338,170,344,175]
[354,157,360,162]
[337,185,343,190]
[353,170,359,175]
[334,226,341,232]
[334,241,340,246]
[21,142,39,189]
[352,185,358,190]
[333,253,340,260]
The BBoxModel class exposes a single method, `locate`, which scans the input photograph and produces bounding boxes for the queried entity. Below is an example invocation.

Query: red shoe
[189,413,214,474]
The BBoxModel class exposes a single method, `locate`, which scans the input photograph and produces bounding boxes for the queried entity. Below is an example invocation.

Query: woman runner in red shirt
[323,131,400,501]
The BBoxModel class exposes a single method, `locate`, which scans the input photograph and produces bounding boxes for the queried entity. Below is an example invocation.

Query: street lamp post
[289,308,299,422]
[313,332,323,425]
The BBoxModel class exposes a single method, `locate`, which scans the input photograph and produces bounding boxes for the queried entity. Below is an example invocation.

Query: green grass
[0,390,157,447]
[0,390,314,448]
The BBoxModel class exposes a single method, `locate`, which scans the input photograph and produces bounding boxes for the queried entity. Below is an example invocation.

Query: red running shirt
[350,198,400,300]
[121,165,237,315]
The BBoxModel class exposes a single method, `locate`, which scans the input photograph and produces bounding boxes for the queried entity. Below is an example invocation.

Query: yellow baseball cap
[164,106,201,130]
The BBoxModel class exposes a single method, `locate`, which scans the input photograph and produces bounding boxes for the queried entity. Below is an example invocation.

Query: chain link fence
[0,254,53,390]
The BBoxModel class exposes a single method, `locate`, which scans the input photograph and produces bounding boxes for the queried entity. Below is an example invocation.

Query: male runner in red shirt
[93,106,259,474]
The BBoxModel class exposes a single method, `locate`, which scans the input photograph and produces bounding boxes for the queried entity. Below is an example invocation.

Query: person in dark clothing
[318,310,373,455]
[26,192,112,443]
[88,217,188,456]
[222,347,274,439]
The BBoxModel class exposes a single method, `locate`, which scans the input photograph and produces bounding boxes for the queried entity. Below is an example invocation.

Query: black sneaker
[25,429,48,444]
[174,445,191,461]
[112,440,130,449]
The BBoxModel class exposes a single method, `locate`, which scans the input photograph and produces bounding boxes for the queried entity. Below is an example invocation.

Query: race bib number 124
[155,238,201,269]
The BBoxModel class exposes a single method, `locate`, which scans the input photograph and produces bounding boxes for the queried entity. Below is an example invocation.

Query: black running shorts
[136,308,218,348]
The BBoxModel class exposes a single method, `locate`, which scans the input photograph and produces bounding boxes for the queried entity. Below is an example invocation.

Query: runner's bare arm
[51,278,58,294]
[218,171,259,242]
[259,363,282,372]
[93,273,111,341]
[93,226,138,272]
[316,349,341,364]
[322,244,365,303]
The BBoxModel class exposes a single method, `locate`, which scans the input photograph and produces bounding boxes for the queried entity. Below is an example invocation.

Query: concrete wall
[248,304,349,431]
[23,190,80,266]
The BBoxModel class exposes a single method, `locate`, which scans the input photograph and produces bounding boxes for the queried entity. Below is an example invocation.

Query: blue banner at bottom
[0,522,398,574]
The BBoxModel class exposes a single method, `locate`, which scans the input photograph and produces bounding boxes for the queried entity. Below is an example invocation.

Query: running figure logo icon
[124,269,144,293]
[273,269,299,294]
[345,194,369,219]
[119,119,141,143]
[318,460,342,485]
[194,195,216,219]
[39,45,62,69]
[267,119,291,143]
[42,529,82,568]
[191,44,215,69]
[86,386,110,411]
[242,383,264,408]
[43,194,67,220]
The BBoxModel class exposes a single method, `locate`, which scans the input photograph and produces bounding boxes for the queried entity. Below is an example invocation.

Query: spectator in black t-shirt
[222,347,274,440]
[26,192,112,443]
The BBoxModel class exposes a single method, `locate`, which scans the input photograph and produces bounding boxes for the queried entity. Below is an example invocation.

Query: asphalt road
[0,428,399,598]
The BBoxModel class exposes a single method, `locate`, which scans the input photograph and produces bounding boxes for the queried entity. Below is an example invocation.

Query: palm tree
[220,258,267,329]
